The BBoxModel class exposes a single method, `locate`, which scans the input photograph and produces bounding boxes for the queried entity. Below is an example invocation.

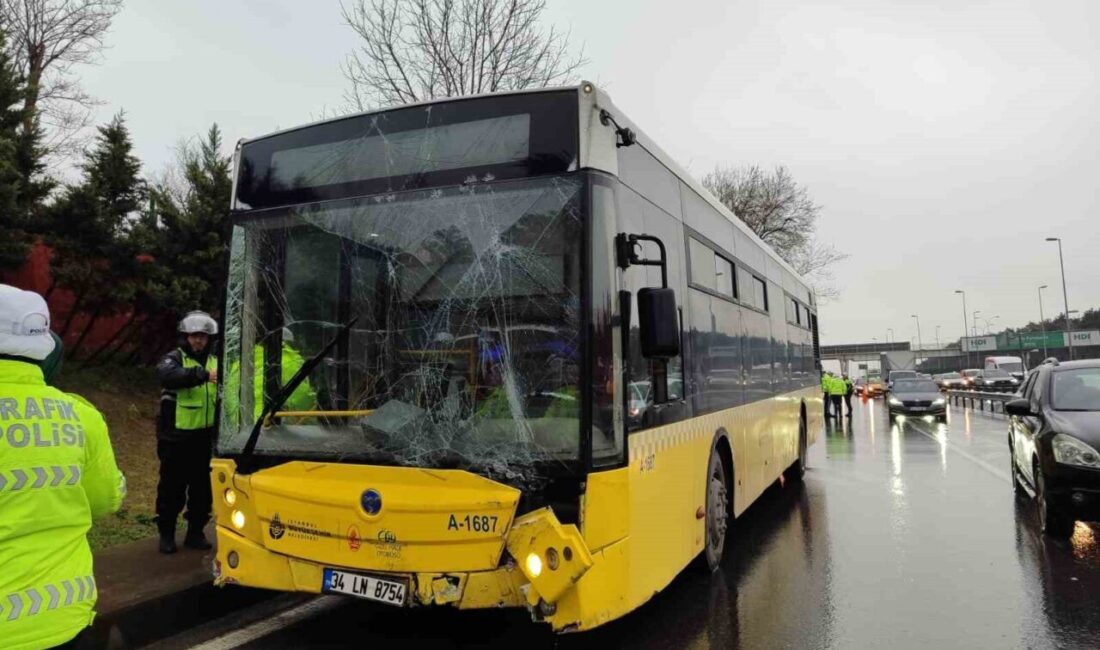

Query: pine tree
[48,112,146,353]
[155,124,233,313]
[0,26,29,270]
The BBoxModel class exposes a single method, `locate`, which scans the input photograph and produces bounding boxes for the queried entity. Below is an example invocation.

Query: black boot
[183,526,212,550]
[159,530,177,554]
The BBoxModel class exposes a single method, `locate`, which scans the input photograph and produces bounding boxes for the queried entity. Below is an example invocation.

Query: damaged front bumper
[211,456,596,628]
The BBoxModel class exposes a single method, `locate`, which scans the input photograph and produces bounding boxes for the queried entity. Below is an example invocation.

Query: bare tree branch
[1,0,124,158]
[702,164,848,302]
[340,0,586,110]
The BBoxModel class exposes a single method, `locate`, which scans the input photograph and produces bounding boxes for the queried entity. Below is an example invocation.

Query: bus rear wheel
[702,448,730,572]
[785,415,808,483]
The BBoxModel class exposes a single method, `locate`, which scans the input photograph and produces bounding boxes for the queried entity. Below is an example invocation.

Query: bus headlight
[224,489,237,506]
[231,510,246,529]
[525,553,543,578]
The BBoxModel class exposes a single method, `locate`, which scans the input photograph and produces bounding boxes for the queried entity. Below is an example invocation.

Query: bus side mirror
[638,287,679,358]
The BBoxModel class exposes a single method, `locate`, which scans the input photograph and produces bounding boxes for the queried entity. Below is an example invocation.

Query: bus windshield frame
[219,173,604,484]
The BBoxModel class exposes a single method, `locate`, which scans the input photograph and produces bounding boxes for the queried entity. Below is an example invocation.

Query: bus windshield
[219,175,587,480]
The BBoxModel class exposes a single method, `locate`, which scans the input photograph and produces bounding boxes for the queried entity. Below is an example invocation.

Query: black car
[887,379,947,420]
[1007,359,1100,539]
[886,370,918,391]
[974,368,1020,393]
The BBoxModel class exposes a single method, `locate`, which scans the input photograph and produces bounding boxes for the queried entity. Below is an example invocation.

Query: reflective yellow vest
[176,351,217,430]
[0,359,125,650]
[223,344,316,423]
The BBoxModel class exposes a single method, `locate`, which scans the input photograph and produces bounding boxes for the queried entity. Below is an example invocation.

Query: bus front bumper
[213,505,594,615]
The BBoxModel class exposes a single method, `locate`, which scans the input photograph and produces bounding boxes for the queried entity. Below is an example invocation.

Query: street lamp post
[887,328,895,345]
[910,314,919,371]
[1038,285,1048,358]
[1046,237,1073,360]
[935,325,941,350]
[955,290,969,367]
[972,310,981,338]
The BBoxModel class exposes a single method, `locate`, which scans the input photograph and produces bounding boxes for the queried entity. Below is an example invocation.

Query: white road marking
[190,596,344,650]
[908,419,1011,482]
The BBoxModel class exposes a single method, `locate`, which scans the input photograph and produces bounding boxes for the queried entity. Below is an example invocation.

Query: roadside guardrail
[946,390,1017,415]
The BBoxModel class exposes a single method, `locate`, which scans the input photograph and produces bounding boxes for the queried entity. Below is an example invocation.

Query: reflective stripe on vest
[175,351,216,430]
[1,576,95,621]
[0,466,82,492]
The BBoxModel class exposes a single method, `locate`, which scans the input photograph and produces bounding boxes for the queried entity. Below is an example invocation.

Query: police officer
[821,371,833,420]
[842,373,855,417]
[826,372,847,422]
[156,311,218,554]
[0,284,125,649]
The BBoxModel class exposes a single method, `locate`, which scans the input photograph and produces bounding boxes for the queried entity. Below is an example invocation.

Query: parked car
[934,372,968,390]
[974,368,1020,392]
[986,355,1026,382]
[1007,359,1100,539]
[886,370,918,391]
[887,379,947,421]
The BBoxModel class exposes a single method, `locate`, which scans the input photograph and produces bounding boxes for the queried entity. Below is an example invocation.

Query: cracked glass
[219,175,589,484]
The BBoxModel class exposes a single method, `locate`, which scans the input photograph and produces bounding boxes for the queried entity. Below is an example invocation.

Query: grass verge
[56,365,161,550]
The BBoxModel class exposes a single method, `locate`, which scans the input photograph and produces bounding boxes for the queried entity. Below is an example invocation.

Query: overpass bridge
[820,343,977,374]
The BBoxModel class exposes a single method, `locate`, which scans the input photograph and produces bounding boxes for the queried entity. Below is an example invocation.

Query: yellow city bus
[211,82,823,631]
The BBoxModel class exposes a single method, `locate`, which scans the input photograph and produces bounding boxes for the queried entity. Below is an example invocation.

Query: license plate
[322,568,407,606]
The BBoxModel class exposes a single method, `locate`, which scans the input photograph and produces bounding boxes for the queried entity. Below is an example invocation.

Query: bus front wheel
[702,447,730,572]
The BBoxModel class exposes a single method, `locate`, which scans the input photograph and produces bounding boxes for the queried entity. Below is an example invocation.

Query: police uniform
[843,375,855,416]
[826,374,847,421]
[0,284,125,650]
[155,311,218,554]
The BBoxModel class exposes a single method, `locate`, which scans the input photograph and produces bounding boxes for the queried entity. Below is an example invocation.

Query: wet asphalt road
[215,398,1100,649]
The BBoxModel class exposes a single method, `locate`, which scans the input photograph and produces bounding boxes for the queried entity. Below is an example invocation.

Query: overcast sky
[80,0,1098,346]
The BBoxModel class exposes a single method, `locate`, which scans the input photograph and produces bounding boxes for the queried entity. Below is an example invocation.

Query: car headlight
[889,397,902,406]
[1051,434,1100,469]
[933,398,945,405]
[1009,378,1019,384]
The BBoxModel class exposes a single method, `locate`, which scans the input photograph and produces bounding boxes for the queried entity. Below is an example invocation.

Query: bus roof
[588,84,816,302]
[233,81,816,302]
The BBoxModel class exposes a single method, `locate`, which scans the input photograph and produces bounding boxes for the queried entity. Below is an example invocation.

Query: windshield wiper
[237,317,359,473]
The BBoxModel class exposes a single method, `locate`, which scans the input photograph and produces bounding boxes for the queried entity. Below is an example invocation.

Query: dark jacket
[157,348,213,441]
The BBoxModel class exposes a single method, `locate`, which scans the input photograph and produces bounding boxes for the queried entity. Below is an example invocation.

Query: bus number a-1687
[448,514,498,532]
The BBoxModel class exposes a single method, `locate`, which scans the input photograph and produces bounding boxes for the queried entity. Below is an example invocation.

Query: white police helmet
[0,284,56,361]
[178,311,218,336]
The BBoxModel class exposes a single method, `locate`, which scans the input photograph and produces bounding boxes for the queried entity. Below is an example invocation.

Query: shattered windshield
[219,175,587,479]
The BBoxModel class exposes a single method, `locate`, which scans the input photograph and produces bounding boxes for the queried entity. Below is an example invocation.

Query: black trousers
[830,395,843,419]
[844,393,854,415]
[156,432,213,534]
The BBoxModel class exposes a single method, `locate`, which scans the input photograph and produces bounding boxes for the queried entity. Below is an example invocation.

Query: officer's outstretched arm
[78,401,126,519]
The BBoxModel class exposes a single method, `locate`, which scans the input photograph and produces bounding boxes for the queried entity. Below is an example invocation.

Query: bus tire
[785,411,808,483]
[700,444,730,572]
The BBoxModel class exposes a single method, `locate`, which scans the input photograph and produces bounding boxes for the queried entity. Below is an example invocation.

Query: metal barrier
[946,390,1017,415]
